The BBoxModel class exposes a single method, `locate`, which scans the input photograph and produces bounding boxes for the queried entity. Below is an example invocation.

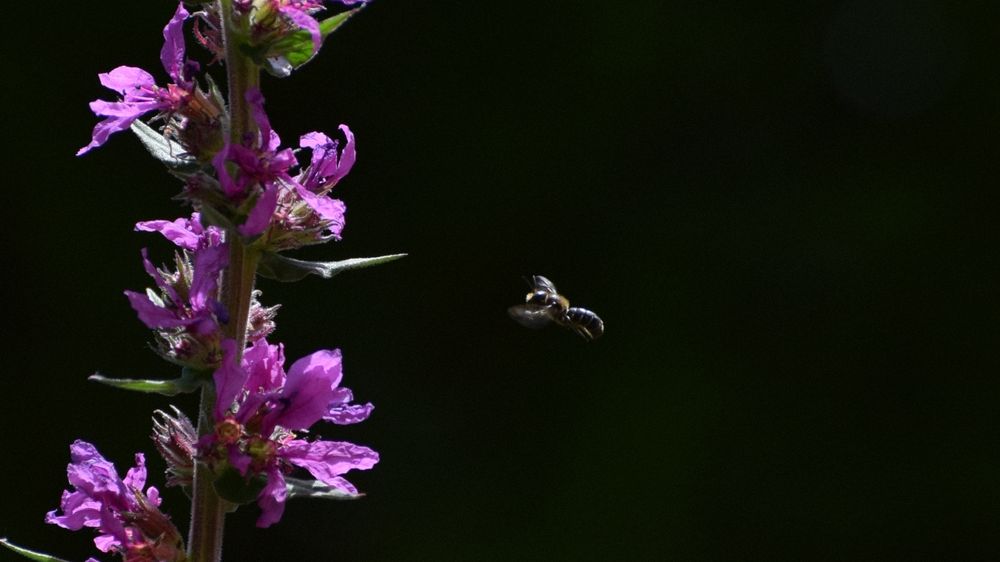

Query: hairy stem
[187,1,261,561]
[187,384,224,562]
[221,0,260,144]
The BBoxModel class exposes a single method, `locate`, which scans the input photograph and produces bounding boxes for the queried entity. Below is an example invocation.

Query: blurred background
[2,1,999,559]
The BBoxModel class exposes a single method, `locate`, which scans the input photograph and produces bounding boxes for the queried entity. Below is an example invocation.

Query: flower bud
[247,290,280,343]
[152,407,197,489]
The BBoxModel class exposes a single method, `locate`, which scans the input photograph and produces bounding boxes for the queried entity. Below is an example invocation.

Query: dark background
[2,1,999,560]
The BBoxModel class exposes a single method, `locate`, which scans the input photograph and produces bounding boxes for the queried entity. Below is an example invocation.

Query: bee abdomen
[564,307,604,341]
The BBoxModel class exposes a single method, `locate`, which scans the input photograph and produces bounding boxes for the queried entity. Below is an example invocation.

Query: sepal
[257,252,406,282]
[285,477,363,500]
[0,539,74,562]
[89,368,206,396]
[213,466,268,504]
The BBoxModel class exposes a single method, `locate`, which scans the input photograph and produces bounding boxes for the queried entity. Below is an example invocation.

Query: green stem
[187,384,223,562]
[186,2,261,561]
[188,239,260,562]
[220,0,260,143]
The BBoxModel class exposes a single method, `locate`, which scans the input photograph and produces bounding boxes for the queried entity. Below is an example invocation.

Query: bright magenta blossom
[45,441,184,561]
[78,3,194,155]
[212,88,293,236]
[203,338,378,527]
[135,212,224,251]
[124,214,230,368]
[212,88,352,243]
[298,127,356,193]
[124,243,228,335]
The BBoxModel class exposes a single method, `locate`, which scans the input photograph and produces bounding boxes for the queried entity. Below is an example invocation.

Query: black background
[2,1,1000,560]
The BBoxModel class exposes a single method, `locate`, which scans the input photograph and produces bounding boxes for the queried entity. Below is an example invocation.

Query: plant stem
[187,241,259,562]
[220,0,260,144]
[187,2,261,561]
[187,384,224,562]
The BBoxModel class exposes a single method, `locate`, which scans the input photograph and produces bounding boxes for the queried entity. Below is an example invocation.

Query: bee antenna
[521,275,533,288]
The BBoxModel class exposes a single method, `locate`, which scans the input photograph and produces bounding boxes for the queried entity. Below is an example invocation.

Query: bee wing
[565,307,604,341]
[508,304,554,329]
[531,275,558,294]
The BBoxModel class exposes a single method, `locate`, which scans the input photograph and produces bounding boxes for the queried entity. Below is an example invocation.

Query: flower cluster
[94,2,378,529]
[210,88,354,247]
[14,2,392,560]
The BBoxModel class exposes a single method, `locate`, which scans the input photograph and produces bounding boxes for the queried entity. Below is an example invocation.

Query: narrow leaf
[0,539,74,562]
[130,120,198,172]
[319,9,360,39]
[89,372,202,396]
[258,252,406,282]
[285,477,363,500]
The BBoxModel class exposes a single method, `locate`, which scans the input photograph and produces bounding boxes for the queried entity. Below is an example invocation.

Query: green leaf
[264,8,362,76]
[196,202,238,231]
[285,477,363,500]
[0,539,74,562]
[89,369,203,396]
[130,120,199,173]
[258,252,406,282]
[319,9,359,39]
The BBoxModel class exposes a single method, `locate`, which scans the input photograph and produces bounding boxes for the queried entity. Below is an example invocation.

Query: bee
[508,275,604,341]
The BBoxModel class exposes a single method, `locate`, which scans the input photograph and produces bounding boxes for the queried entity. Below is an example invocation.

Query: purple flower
[288,127,355,240]
[212,89,294,236]
[135,212,224,251]
[280,439,378,491]
[324,384,375,425]
[132,212,227,334]
[297,127,356,193]
[258,438,378,526]
[44,441,157,538]
[203,339,377,527]
[242,336,287,394]
[45,441,184,560]
[213,88,352,242]
[127,213,233,369]
[124,242,228,335]
[78,3,194,155]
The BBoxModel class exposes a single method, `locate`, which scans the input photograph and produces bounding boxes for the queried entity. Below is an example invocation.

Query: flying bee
[508,275,604,341]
